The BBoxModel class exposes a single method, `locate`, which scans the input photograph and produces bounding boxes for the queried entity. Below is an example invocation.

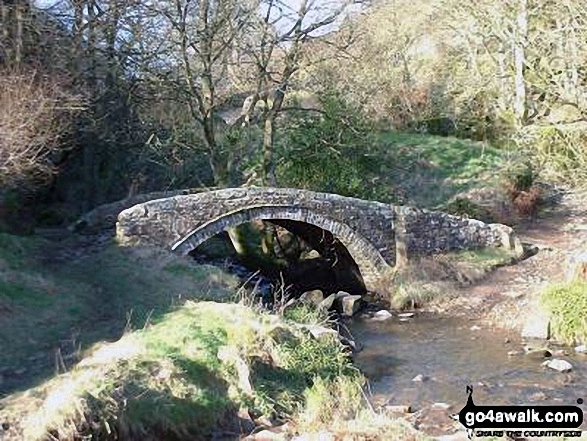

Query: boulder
[341,295,362,317]
[575,344,587,354]
[305,325,338,340]
[335,290,350,300]
[524,346,552,359]
[340,336,360,352]
[267,325,296,344]
[318,293,336,310]
[542,359,573,373]
[300,289,324,305]
[217,346,253,396]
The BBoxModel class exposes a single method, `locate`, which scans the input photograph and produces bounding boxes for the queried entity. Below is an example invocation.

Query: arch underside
[171,205,391,291]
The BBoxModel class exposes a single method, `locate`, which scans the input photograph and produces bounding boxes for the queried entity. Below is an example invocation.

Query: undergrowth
[389,247,517,309]
[541,278,587,345]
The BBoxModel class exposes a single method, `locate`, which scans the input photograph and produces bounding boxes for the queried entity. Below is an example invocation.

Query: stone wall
[116,187,522,293]
[395,206,520,258]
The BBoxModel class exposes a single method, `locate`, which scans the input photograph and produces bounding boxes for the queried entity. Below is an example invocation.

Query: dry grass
[0,300,420,441]
[388,247,517,309]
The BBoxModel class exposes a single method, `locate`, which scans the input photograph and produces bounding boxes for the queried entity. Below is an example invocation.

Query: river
[350,313,587,434]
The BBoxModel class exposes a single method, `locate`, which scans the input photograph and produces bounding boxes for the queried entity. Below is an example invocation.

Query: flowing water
[350,313,587,434]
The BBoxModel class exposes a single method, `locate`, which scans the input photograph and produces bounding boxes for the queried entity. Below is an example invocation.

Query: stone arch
[171,205,391,292]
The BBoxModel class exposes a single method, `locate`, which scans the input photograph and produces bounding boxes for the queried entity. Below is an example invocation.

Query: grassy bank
[388,246,518,309]
[0,302,350,439]
[376,132,505,208]
[0,234,426,440]
[0,301,424,440]
[0,233,239,393]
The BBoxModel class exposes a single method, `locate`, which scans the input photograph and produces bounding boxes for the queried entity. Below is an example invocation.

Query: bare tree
[0,70,82,186]
[238,0,358,184]
[145,0,253,185]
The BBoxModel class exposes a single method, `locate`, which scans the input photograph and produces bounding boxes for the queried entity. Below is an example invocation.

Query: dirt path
[425,188,587,329]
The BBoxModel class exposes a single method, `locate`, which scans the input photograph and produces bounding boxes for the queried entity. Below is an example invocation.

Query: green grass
[0,234,239,393]
[376,131,505,207]
[444,247,517,269]
[541,278,587,344]
[283,303,329,325]
[0,302,367,440]
[388,247,517,309]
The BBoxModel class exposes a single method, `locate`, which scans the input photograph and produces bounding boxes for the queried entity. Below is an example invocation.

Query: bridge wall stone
[116,187,521,293]
[395,206,514,257]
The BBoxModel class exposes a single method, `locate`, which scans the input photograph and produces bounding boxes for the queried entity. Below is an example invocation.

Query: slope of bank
[0,234,425,440]
[0,232,241,394]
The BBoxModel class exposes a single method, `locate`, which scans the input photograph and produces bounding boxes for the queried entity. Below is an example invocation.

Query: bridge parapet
[116,187,521,294]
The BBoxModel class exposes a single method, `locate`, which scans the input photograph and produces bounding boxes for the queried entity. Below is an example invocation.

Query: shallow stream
[350,314,587,433]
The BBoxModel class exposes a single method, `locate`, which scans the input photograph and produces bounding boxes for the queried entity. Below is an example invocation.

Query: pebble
[412,374,427,382]
[529,392,547,401]
[524,346,552,359]
[398,312,415,318]
[371,310,393,321]
[507,350,521,356]
[432,402,451,410]
[470,325,482,331]
[542,359,573,373]
[575,344,587,354]
[386,405,412,413]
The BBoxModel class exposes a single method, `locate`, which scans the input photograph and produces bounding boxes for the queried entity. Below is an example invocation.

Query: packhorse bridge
[116,187,521,293]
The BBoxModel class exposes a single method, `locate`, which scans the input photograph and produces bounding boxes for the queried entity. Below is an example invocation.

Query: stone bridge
[116,187,520,293]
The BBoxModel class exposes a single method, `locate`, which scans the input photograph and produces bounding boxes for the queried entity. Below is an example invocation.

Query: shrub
[541,278,587,344]
[500,161,542,216]
[0,69,82,187]
[511,187,542,217]
[514,123,587,187]
[444,197,494,222]
[276,91,390,201]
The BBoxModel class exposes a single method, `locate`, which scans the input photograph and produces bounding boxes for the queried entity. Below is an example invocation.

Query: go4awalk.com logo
[457,386,584,438]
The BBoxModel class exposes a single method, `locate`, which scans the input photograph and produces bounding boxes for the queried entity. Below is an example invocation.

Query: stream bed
[350,313,587,434]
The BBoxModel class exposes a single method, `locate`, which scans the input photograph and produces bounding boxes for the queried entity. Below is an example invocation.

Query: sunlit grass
[0,301,384,440]
[376,131,505,207]
[541,278,587,345]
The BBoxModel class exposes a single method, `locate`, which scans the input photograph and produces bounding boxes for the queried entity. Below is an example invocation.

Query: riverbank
[0,234,425,440]
[1,301,423,440]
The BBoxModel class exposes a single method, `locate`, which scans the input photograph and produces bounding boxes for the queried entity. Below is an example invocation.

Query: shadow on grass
[0,242,238,397]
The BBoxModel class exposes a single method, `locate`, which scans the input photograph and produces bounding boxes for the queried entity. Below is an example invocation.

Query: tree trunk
[513,0,528,125]
[83,0,98,211]
[14,1,24,66]
[262,115,277,186]
[1,2,11,66]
